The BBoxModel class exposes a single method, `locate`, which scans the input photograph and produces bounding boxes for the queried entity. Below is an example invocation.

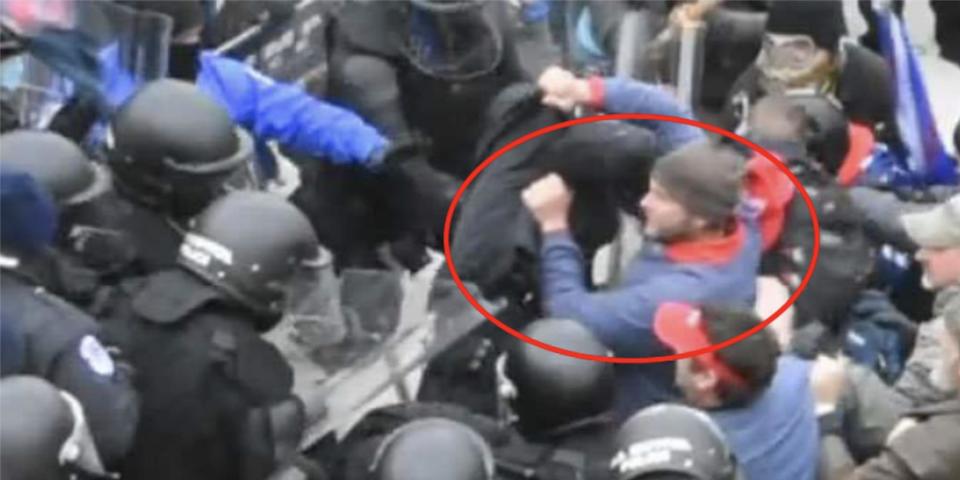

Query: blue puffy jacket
[196,51,388,180]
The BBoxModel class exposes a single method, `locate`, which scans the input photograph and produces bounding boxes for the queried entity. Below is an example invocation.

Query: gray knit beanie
[651,141,747,225]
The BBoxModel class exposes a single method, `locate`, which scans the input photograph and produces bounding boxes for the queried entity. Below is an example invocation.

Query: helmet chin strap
[58,390,113,478]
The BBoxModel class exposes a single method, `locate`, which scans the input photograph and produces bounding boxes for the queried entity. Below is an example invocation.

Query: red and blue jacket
[540,77,793,416]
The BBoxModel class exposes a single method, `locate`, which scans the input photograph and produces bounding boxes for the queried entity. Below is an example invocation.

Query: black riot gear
[402,0,504,81]
[0,376,109,480]
[96,268,301,480]
[501,319,616,435]
[786,92,851,176]
[371,418,495,480]
[0,273,140,468]
[107,79,254,218]
[0,130,115,250]
[611,404,738,480]
[299,0,526,272]
[177,191,325,330]
[95,194,312,479]
[0,130,108,206]
[743,91,850,176]
[0,131,123,303]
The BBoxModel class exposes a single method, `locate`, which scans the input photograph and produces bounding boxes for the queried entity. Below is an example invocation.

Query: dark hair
[698,305,780,408]
[749,95,809,144]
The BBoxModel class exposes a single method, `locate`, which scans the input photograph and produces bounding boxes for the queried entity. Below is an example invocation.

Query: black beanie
[766,0,847,52]
[651,141,747,225]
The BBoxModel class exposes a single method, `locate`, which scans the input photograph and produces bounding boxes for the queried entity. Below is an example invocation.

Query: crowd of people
[1,0,959,479]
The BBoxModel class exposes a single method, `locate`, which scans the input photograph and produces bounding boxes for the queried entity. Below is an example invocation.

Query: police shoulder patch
[79,335,115,377]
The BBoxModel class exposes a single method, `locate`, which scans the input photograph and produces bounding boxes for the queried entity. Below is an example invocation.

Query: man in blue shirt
[654,302,820,480]
[524,67,792,415]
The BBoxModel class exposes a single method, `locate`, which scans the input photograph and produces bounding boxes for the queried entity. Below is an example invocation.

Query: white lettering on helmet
[609,437,693,473]
[181,233,234,266]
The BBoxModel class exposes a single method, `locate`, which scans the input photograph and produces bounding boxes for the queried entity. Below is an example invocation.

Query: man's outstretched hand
[522,173,573,233]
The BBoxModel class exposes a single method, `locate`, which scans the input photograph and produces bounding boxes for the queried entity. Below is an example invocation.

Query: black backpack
[766,157,875,332]
[451,83,658,301]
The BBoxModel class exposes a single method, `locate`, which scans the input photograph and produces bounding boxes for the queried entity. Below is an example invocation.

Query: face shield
[262,272,504,441]
[402,0,504,81]
[163,127,260,218]
[105,126,258,218]
[282,246,337,329]
[0,0,171,131]
[288,267,408,372]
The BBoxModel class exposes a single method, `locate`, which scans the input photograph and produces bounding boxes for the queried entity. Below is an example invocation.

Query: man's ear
[690,215,709,232]
[694,367,719,394]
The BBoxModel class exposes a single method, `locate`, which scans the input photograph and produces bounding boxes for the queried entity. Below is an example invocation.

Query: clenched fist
[809,354,848,411]
[522,173,573,233]
[537,66,592,113]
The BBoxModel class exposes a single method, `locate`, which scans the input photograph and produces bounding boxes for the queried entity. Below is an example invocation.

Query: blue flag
[874,2,957,185]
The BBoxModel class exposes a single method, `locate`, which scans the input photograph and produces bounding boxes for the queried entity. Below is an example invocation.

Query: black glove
[373,133,433,169]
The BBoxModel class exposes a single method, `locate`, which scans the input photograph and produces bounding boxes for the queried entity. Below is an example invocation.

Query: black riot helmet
[610,404,738,480]
[177,191,326,331]
[107,79,254,219]
[786,91,850,175]
[499,319,615,434]
[747,92,850,175]
[402,0,504,81]
[0,129,134,267]
[371,418,495,480]
[0,376,108,480]
[0,130,109,206]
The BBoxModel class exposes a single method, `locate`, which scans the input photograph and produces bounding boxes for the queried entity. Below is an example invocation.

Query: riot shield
[0,0,171,129]
[264,264,501,446]
[215,0,337,88]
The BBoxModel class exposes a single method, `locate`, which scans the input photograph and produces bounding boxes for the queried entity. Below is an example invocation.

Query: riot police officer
[0,376,111,480]
[333,318,618,480]
[299,0,528,271]
[495,318,618,480]
[99,190,318,480]
[0,129,117,306]
[610,404,740,480]
[101,78,255,276]
[0,168,139,468]
[370,418,496,480]
[2,80,258,289]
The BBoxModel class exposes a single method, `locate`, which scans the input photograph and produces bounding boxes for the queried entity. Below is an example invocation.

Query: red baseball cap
[654,303,748,389]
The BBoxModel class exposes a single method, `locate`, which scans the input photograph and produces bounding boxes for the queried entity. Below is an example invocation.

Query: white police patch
[79,336,115,377]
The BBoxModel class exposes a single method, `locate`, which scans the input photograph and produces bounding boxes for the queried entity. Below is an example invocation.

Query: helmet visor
[402,1,503,81]
[283,246,336,326]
